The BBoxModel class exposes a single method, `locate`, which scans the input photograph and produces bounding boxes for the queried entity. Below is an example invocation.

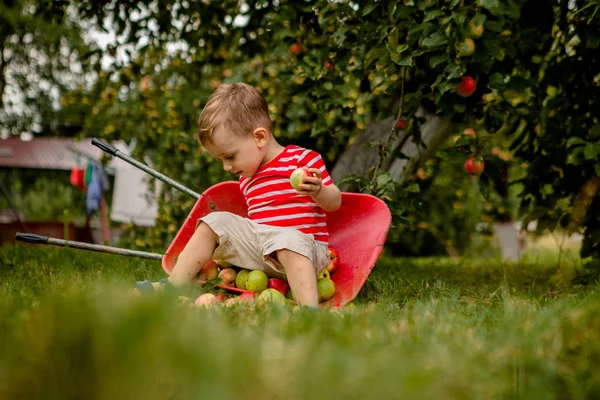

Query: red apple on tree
[289,43,302,55]
[324,61,334,72]
[326,246,340,273]
[395,118,406,130]
[455,76,477,97]
[462,128,477,140]
[464,157,485,175]
[267,278,290,295]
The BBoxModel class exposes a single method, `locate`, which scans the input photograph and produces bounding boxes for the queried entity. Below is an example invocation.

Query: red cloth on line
[239,145,333,245]
[69,162,86,191]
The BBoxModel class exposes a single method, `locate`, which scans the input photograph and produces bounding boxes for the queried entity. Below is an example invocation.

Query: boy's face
[204,125,267,178]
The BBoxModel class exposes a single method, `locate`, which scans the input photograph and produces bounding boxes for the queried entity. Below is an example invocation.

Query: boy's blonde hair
[197,83,272,144]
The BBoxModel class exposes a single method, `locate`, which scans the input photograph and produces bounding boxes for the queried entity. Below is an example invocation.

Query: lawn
[0,244,599,399]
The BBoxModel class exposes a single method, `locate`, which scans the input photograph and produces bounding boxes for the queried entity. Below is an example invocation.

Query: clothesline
[66,145,115,175]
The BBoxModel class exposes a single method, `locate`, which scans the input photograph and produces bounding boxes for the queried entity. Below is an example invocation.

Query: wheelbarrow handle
[14,232,163,261]
[91,138,118,156]
[15,233,48,244]
[91,137,201,200]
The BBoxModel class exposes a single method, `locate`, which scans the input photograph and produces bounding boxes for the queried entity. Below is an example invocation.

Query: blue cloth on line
[86,164,109,216]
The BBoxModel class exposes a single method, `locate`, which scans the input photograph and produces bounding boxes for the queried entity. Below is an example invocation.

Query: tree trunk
[331,106,456,190]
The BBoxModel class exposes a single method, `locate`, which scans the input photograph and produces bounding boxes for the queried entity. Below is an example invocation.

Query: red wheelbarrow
[16,139,391,307]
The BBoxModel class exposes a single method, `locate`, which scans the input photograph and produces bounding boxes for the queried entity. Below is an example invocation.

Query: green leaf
[397,54,413,66]
[421,31,448,48]
[436,148,467,162]
[473,13,487,27]
[451,10,467,25]
[584,143,599,160]
[454,103,467,113]
[443,62,464,79]
[566,137,588,147]
[331,29,346,47]
[478,173,490,199]
[488,73,506,90]
[377,173,393,186]
[484,20,504,32]
[430,74,444,90]
[362,3,378,16]
[424,10,445,22]
[429,53,448,68]
[478,0,503,16]
[405,182,420,193]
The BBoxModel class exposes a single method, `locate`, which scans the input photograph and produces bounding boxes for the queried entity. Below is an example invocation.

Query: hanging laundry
[69,157,86,191]
[84,160,94,188]
[85,164,110,216]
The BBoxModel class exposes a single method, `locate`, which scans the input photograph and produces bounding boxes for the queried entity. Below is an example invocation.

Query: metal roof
[0,137,124,172]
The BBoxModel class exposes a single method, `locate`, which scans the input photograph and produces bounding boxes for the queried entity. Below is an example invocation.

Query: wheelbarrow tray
[163,181,391,307]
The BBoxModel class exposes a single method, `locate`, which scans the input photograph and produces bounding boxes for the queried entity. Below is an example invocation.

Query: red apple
[395,119,406,129]
[326,247,340,274]
[267,278,290,295]
[239,291,256,302]
[324,61,334,72]
[464,157,485,175]
[215,292,227,302]
[194,293,219,308]
[462,128,477,140]
[290,167,312,191]
[289,43,302,55]
[197,260,219,281]
[456,76,477,97]
[218,267,237,285]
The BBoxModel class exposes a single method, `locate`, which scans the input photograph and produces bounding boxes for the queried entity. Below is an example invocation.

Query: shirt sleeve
[297,149,333,186]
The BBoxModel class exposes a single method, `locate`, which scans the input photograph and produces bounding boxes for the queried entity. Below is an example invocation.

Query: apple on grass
[245,270,268,293]
[267,278,290,295]
[197,260,219,281]
[256,289,287,307]
[316,269,336,302]
[194,293,219,308]
[235,269,250,290]
[218,268,237,286]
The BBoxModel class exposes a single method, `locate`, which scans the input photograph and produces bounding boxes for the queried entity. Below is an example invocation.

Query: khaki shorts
[197,211,329,279]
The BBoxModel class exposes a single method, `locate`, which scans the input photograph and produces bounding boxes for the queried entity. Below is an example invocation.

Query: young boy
[168,82,341,308]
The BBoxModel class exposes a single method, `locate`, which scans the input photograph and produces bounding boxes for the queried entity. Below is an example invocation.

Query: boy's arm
[312,181,342,212]
[296,168,342,212]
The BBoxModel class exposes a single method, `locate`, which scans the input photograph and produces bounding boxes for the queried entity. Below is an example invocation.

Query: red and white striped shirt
[239,145,333,244]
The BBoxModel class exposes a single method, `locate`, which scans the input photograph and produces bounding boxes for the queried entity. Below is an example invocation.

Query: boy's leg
[276,249,318,307]
[168,221,218,287]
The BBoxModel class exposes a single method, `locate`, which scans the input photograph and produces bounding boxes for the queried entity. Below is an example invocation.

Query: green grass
[1,245,599,399]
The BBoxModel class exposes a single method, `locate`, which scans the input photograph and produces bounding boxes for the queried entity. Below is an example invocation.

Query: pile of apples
[192,246,341,308]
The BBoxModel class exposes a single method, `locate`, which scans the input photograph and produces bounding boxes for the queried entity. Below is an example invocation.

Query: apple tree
[39,0,600,264]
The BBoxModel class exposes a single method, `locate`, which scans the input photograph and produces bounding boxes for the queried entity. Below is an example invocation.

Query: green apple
[317,277,336,302]
[245,270,268,293]
[456,38,475,56]
[235,269,250,290]
[290,167,311,191]
[256,288,287,306]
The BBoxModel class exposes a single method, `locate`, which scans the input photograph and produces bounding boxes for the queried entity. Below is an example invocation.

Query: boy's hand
[296,168,323,197]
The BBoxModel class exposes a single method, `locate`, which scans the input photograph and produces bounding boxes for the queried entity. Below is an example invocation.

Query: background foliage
[1,0,599,260]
